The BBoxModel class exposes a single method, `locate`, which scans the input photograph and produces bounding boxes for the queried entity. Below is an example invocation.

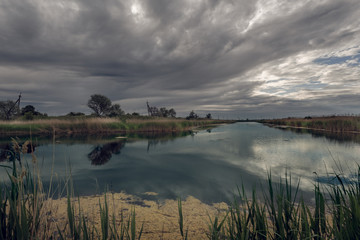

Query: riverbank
[0,117,234,136]
[260,116,360,134]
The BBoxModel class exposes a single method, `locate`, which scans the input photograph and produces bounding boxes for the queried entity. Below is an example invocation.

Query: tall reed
[0,139,45,239]
[0,118,232,135]
[206,169,360,240]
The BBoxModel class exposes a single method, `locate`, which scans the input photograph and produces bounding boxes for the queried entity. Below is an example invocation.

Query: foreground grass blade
[178,198,188,240]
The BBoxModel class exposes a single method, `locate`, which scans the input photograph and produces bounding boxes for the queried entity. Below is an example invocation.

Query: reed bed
[262,116,360,133]
[1,139,360,239]
[0,118,229,135]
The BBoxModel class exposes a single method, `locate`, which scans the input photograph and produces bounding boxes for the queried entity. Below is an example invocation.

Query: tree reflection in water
[145,131,194,152]
[0,142,35,162]
[88,140,126,165]
[0,144,11,162]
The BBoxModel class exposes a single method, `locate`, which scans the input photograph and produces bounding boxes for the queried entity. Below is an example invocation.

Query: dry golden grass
[263,116,360,133]
[0,118,118,125]
[0,117,227,135]
[126,118,183,124]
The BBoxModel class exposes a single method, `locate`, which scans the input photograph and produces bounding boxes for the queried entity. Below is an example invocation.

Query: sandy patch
[45,192,228,239]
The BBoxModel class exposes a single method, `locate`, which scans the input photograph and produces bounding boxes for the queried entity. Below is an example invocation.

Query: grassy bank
[0,117,233,136]
[261,116,360,133]
[1,140,360,239]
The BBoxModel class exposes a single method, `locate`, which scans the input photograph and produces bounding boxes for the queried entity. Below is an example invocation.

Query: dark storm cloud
[0,0,359,117]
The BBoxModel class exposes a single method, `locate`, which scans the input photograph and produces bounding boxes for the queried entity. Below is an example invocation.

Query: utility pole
[146,101,151,116]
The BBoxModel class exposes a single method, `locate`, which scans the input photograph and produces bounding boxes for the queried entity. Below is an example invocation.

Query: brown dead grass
[0,118,118,125]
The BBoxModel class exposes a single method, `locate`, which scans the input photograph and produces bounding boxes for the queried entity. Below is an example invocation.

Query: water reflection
[88,140,126,165]
[0,123,359,204]
[0,131,193,166]
[144,131,193,152]
[0,143,11,162]
[273,126,360,144]
[0,141,36,162]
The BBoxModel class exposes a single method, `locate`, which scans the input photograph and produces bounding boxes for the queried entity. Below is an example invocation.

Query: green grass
[206,170,360,240]
[1,139,360,239]
[178,198,188,240]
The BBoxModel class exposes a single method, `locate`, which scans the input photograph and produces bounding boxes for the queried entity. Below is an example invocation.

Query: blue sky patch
[314,53,360,66]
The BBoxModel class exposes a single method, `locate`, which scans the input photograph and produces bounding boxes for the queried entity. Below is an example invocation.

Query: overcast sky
[0,0,359,118]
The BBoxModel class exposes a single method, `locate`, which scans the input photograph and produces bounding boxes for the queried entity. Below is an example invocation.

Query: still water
[1,122,359,203]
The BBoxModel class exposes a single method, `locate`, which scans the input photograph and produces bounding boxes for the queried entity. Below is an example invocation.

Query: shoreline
[264,123,360,135]
[0,118,235,136]
[260,116,360,134]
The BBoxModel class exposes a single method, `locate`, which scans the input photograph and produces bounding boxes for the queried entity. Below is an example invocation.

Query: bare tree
[0,101,20,120]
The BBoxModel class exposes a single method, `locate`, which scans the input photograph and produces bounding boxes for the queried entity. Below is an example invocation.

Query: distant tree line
[0,100,46,120]
[186,110,212,120]
[1,93,213,120]
[21,105,47,120]
[66,112,85,117]
[146,101,176,118]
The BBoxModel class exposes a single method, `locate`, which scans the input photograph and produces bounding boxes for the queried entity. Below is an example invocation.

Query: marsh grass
[263,116,360,133]
[1,139,360,239]
[206,169,360,240]
[0,140,47,239]
[0,118,229,135]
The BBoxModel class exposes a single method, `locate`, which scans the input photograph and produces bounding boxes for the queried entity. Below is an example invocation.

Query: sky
[0,0,360,119]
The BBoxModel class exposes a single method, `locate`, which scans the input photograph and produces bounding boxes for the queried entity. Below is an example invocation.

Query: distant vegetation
[0,117,231,135]
[146,101,176,118]
[0,94,222,135]
[261,115,360,133]
[186,110,199,120]
[0,94,214,121]
[66,112,86,117]
[185,110,212,120]
[0,102,47,121]
[87,94,125,117]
